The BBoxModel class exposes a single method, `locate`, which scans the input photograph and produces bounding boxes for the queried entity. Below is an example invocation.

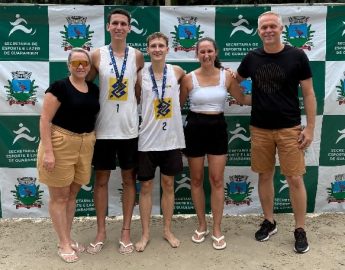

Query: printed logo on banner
[327,173,345,203]
[224,175,253,206]
[320,116,345,166]
[336,128,345,144]
[174,172,194,214]
[12,122,39,145]
[0,117,40,168]
[9,14,36,37]
[11,177,43,209]
[60,16,94,51]
[130,17,147,36]
[274,166,317,213]
[0,6,48,60]
[283,16,314,51]
[215,7,264,60]
[118,180,141,206]
[227,80,252,106]
[171,16,204,52]
[75,182,96,216]
[230,15,257,38]
[274,175,292,212]
[4,71,38,106]
[336,72,345,105]
[226,117,251,166]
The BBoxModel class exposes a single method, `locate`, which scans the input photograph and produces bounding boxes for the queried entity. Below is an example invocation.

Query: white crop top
[189,69,227,112]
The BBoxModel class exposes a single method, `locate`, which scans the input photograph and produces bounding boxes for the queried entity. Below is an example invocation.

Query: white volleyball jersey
[95,45,138,139]
[138,64,185,151]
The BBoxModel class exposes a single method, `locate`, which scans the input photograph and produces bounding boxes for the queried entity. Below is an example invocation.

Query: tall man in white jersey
[86,9,144,255]
[134,32,185,252]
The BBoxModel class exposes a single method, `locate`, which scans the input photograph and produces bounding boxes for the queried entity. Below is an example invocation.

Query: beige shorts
[37,125,96,187]
[250,125,305,176]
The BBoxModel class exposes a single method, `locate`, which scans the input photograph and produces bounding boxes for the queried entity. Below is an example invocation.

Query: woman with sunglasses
[37,48,100,263]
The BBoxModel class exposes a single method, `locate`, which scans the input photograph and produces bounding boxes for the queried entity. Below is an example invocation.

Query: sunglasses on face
[70,60,89,68]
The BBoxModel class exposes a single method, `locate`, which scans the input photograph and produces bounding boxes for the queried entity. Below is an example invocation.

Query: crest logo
[9,14,36,37]
[327,173,345,203]
[283,16,314,51]
[171,16,204,52]
[227,79,251,106]
[11,177,43,209]
[225,175,253,205]
[5,71,38,106]
[60,16,94,51]
[336,72,345,105]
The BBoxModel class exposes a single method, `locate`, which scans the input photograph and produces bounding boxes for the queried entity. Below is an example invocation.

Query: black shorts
[92,138,138,170]
[137,149,183,181]
[183,111,228,157]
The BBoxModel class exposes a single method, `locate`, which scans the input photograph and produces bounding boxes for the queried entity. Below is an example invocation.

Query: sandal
[71,242,85,253]
[191,229,209,243]
[86,242,104,255]
[211,235,227,250]
[57,249,79,263]
[119,241,134,255]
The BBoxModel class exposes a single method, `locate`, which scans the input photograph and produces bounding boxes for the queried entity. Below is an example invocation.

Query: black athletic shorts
[183,111,228,157]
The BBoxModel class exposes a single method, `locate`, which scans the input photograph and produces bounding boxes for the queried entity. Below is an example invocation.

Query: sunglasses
[70,60,89,68]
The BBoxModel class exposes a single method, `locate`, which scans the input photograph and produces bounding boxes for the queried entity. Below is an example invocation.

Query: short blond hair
[258,11,283,27]
[146,32,169,47]
[67,47,92,65]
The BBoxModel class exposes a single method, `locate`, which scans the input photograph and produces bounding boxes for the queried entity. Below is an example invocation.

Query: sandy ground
[1,213,345,270]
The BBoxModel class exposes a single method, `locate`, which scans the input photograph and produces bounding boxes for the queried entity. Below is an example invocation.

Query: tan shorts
[37,125,96,187]
[250,125,305,176]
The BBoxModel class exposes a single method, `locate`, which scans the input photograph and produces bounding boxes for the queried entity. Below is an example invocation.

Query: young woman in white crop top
[180,37,251,251]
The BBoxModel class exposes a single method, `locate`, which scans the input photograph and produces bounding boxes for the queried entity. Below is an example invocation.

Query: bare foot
[164,231,180,248]
[135,236,149,252]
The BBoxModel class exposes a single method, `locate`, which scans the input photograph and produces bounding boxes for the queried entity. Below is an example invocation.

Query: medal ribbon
[109,45,128,86]
[149,64,167,104]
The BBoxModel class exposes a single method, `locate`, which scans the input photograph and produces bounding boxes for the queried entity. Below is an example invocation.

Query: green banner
[75,170,96,217]
[104,6,160,61]
[326,5,345,61]
[0,116,40,168]
[172,166,211,215]
[0,6,48,61]
[273,166,318,213]
[298,61,325,116]
[226,116,251,166]
[319,115,345,166]
[215,6,267,61]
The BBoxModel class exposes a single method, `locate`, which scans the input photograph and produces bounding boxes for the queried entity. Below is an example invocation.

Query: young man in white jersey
[86,9,144,255]
[134,32,185,252]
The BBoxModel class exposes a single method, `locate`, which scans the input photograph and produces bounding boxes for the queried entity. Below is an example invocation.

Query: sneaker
[255,219,277,241]
[294,228,309,253]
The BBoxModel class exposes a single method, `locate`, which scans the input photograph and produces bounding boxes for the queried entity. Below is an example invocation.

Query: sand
[1,213,344,270]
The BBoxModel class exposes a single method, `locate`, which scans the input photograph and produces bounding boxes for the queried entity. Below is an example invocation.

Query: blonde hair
[67,47,92,66]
